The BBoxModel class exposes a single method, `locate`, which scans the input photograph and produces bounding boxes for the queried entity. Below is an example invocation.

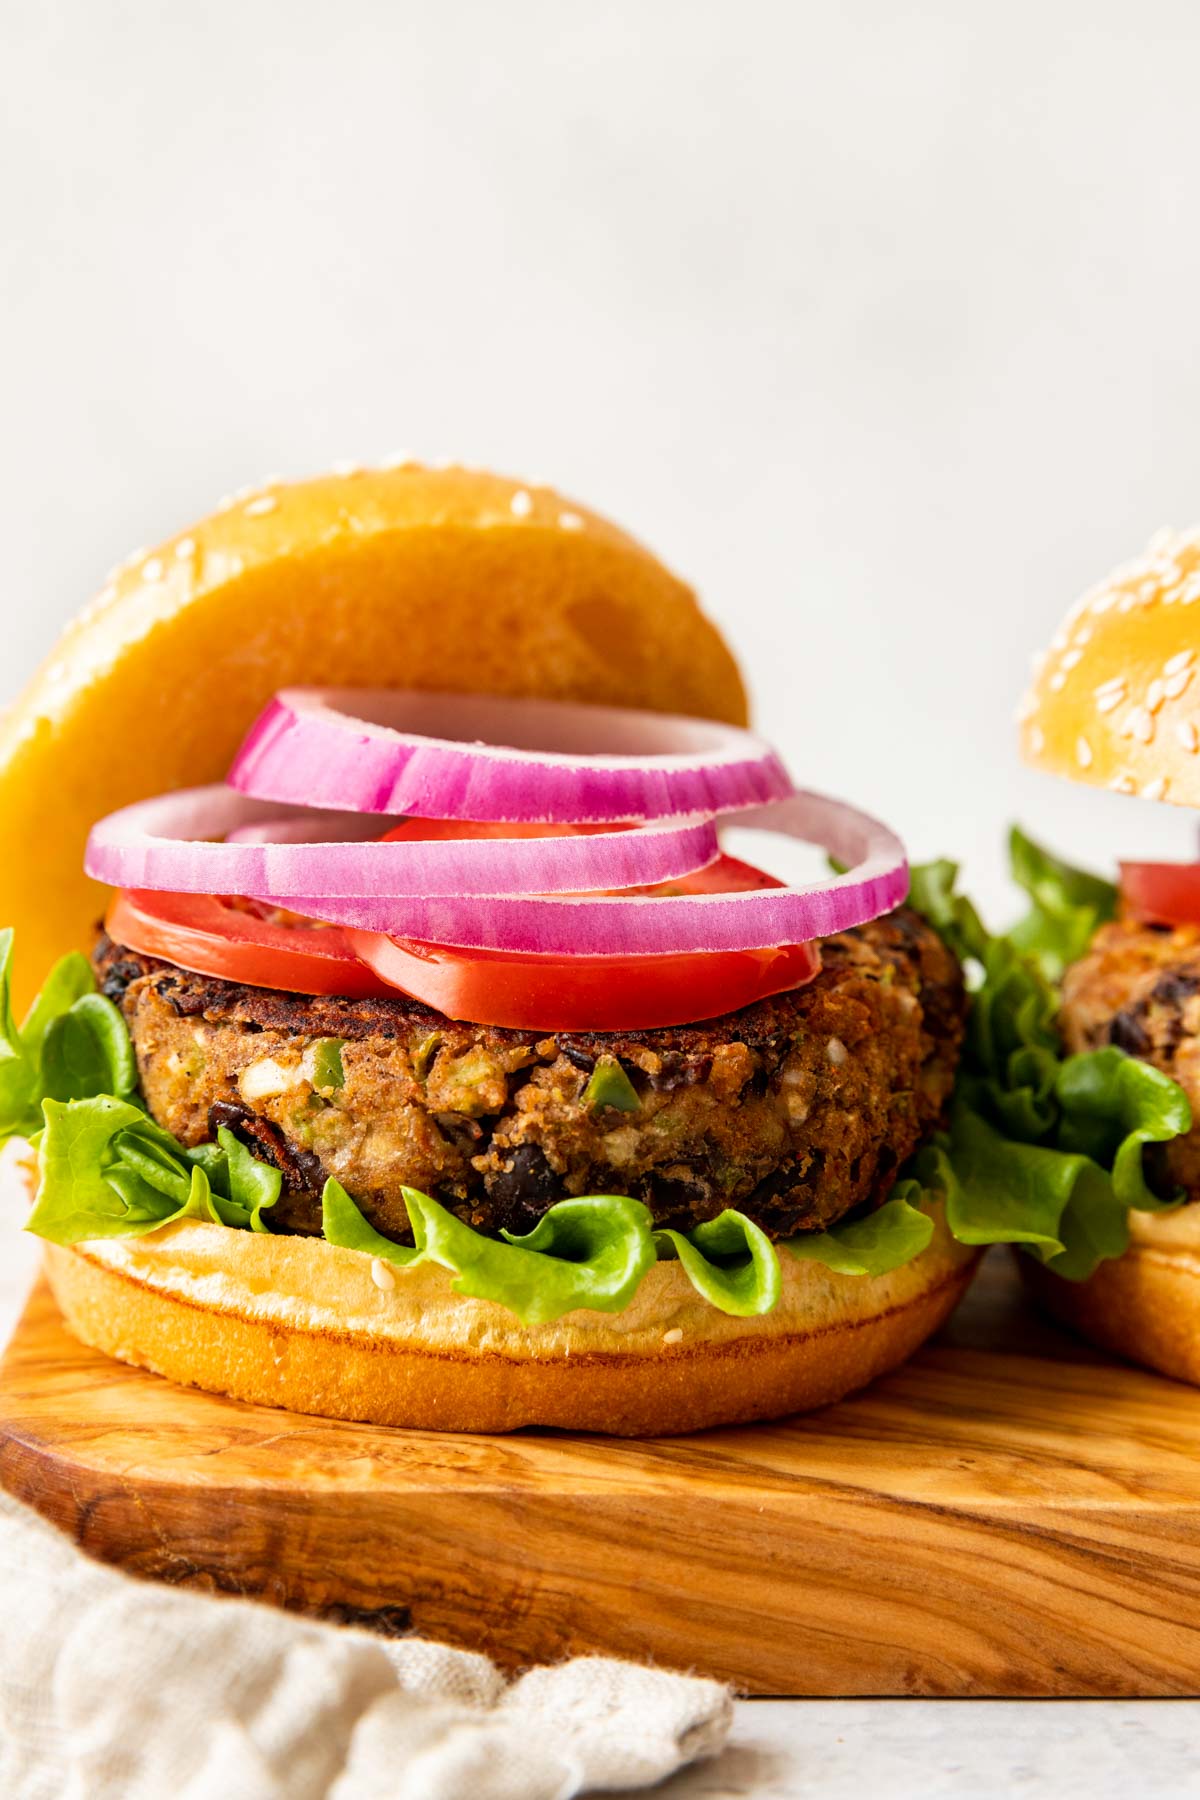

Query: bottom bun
[1022,1205,1200,1387]
[43,1210,978,1436]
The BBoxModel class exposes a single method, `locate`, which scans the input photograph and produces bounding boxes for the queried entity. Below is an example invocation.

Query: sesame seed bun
[40,1212,978,1436]
[1017,526,1200,806]
[0,463,747,1012]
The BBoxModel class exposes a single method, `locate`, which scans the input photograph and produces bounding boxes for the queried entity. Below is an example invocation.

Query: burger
[1014,526,1200,1384]
[0,465,1109,1436]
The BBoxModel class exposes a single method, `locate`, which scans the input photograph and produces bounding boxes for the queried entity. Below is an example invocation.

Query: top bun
[1019,526,1200,808]
[0,463,747,1008]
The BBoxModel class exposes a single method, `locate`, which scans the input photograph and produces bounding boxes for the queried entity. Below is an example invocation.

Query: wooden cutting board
[3,1253,1200,1697]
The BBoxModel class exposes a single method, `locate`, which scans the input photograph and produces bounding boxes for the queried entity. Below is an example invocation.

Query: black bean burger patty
[1060,918,1200,1196]
[95,904,965,1245]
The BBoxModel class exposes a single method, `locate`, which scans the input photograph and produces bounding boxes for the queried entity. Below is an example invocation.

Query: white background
[6,3,1200,917]
[5,11,1200,1791]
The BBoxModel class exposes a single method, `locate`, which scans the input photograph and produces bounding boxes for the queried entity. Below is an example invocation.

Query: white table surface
[2,1173,1196,1800]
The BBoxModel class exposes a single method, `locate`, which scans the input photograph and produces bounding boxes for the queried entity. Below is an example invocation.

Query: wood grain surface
[3,1253,1200,1696]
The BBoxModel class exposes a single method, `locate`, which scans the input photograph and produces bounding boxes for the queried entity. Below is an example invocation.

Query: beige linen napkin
[0,1489,731,1799]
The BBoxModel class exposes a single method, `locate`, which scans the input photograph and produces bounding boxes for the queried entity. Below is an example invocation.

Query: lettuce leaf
[0,930,100,1140]
[30,1097,204,1242]
[323,1179,657,1325]
[655,1209,782,1316]
[26,1097,282,1244]
[919,1108,1107,1258]
[1006,825,1118,982]
[786,1190,935,1277]
[906,860,989,967]
[1055,1047,1189,1209]
[420,1187,658,1325]
[905,845,1191,1282]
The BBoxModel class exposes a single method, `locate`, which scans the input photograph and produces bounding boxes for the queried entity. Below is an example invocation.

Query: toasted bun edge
[1022,1205,1200,1387]
[42,1208,979,1435]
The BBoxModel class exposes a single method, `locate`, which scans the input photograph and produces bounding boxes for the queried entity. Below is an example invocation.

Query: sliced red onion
[84,787,720,899]
[228,687,793,822]
[278,791,909,954]
[225,811,396,846]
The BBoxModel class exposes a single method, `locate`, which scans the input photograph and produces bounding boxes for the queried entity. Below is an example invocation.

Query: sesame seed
[558,510,585,531]
[97,583,117,607]
[175,538,196,560]
[331,460,363,477]
[1164,668,1193,701]
[826,1036,849,1065]
[1074,627,1093,646]
[1016,692,1038,722]
[1146,679,1166,713]
[1133,707,1156,744]
[1176,719,1199,753]
[1096,687,1125,714]
[662,1328,684,1345]
[1076,736,1093,768]
[1110,773,1137,794]
[1095,675,1126,696]
[381,450,417,469]
[215,495,235,511]
[1029,725,1045,754]
[510,489,533,518]
[1141,776,1169,802]
[370,1257,396,1291]
[141,557,164,583]
[1166,650,1195,675]
[44,660,67,685]
[1061,648,1083,671]
[244,494,277,517]
[259,471,284,487]
[1148,527,1176,555]
[1049,671,1067,692]
[1051,630,1069,652]
[1118,595,1137,613]
[1092,590,1117,615]
[1031,649,1048,673]
[233,483,257,501]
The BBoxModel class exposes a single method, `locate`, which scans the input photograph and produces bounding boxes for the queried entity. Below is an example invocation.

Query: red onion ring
[225,811,396,846]
[227,687,793,822]
[84,787,720,900]
[273,791,909,954]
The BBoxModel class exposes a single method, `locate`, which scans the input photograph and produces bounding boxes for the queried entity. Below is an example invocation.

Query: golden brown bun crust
[1022,1206,1200,1386]
[43,1212,978,1436]
[1017,526,1200,806]
[0,464,747,1011]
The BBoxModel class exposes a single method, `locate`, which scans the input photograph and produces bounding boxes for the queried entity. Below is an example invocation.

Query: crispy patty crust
[96,905,965,1244]
[1061,918,1200,1195]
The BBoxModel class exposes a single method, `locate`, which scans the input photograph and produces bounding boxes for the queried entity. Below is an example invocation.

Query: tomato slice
[105,825,822,1026]
[1119,862,1200,928]
[347,932,820,1030]
[356,830,820,1029]
[105,890,400,999]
